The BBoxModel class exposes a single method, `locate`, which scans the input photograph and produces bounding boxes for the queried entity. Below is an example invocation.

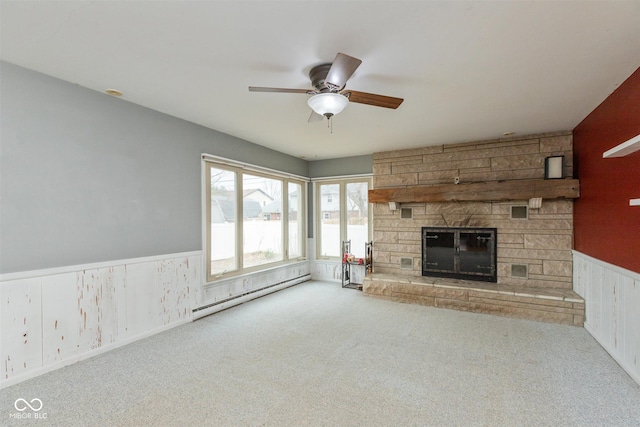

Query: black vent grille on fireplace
[422,227,497,282]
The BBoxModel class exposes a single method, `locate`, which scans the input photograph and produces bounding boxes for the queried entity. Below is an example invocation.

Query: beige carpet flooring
[2,280,640,426]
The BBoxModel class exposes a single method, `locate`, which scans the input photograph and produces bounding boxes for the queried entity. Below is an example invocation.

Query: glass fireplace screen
[422,227,497,282]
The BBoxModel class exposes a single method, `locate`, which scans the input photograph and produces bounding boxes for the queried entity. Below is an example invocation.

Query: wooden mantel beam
[368,179,580,203]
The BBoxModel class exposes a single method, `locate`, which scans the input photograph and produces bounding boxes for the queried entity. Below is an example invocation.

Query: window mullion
[236,170,244,270]
[283,180,289,260]
[341,182,347,247]
[205,164,213,280]
[315,182,322,258]
[368,179,373,242]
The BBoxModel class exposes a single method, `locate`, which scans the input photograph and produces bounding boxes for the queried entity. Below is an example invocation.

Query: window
[243,173,283,269]
[316,178,371,259]
[346,182,369,258]
[319,183,340,257]
[205,159,306,282]
[208,166,237,276]
[288,182,303,259]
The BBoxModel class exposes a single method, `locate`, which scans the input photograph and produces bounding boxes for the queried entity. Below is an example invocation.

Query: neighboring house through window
[205,157,306,282]
[316,178,371,259]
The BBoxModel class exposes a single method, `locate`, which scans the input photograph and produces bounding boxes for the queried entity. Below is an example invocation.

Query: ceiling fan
[249,53,404,123]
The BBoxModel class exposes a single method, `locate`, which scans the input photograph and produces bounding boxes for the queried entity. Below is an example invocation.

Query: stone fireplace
[370,131,576,290]
[362,131,585,326]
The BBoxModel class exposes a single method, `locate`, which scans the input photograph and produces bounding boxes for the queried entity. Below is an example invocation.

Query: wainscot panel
[1,252,201,388]
[573,251,640,386]
[194,262,311,319]
[2,252,311,388]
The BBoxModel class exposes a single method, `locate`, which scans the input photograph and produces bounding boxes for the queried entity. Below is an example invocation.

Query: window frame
[204,156,307,283]
[314,176,372,260]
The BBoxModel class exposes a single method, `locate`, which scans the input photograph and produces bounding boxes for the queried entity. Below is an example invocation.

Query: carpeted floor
[2,280,640,426]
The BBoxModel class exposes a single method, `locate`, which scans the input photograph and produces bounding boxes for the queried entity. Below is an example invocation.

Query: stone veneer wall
[372,131,574,289]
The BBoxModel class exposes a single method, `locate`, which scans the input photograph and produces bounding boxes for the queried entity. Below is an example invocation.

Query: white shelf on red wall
[603,133,640,158]
[603,134,640,206]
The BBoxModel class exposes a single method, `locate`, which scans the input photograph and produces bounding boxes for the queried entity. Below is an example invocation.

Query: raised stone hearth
[363,274,585,326]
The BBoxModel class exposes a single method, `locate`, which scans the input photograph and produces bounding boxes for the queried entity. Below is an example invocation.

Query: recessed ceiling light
[503,131,516,136]
[105,89,123,97]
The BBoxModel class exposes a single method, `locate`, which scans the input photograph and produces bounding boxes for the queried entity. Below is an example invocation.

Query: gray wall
[308,155,372,178]
[0,62,308,273]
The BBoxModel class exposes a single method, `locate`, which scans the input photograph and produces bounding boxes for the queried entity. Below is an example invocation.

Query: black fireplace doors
[422,227,497,282]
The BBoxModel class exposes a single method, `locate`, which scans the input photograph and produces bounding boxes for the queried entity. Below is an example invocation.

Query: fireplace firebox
[422,227,497,282]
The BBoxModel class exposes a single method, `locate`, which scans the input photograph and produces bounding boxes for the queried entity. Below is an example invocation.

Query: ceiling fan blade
[249,86,313,94]
[343,90,404,109]
[325,53,362,89]
[308,111,324,123]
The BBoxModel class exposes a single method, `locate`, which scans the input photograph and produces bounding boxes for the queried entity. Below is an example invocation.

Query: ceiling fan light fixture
[307,93,349,117]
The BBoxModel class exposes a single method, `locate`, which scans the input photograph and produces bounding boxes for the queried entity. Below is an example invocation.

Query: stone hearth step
[362,274,585,326]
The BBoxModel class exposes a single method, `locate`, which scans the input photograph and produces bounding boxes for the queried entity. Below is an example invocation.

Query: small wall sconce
[529,197,542,209]
[544,155,565,179]
[389,202,399,211]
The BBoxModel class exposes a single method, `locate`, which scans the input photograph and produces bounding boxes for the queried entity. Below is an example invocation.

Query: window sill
[204,259,308,287]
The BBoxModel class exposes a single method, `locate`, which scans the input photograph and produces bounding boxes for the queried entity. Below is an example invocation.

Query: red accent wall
[573,67,640,273]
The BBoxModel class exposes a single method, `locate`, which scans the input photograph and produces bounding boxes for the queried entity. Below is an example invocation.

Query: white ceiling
[1,1,639,160]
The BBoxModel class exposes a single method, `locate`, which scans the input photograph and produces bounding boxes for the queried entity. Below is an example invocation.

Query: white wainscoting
[311,259,343,283]
[308,237,340,283]
[308,236,368,285]
[1,252,313,388]
[573,251,640,385]
[1,252,201,388]
[311,260,369,284]
[194,262,311,319]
